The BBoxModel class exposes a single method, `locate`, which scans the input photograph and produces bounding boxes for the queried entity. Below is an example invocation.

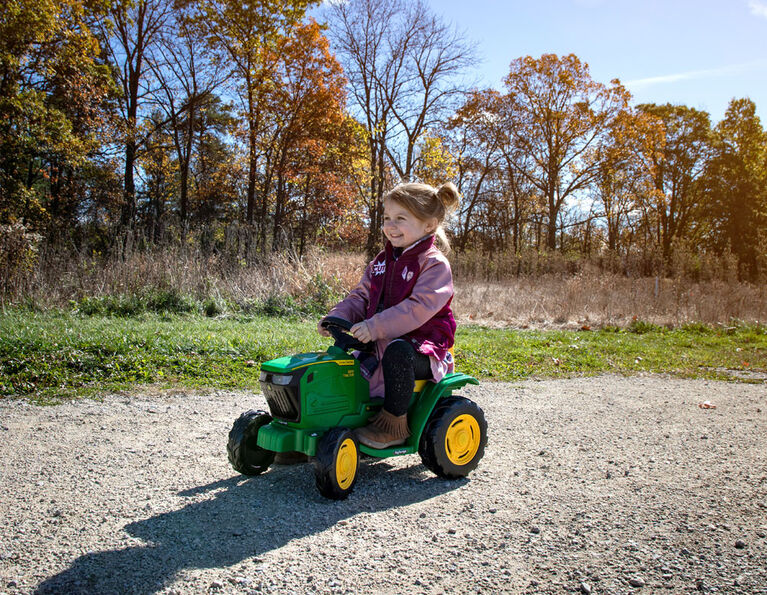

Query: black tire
[313,427,360,500]
[419,396,487,479]
[227,410,275,475]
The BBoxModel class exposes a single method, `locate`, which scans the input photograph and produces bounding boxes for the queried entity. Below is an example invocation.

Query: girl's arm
[364,257,453,341]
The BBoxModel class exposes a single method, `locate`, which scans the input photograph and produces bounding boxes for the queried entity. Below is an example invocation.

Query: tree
[703,98,767,279]
[97,0,173,228]
[260,19,348,251]
[326,0,475,257]
[592,107,662,254]
[191,97,241,225]
[636,103,712,264]
[446,89,504,251]
[147,3,229,236]
[503,54,631,251]
[194,0,317,238]
[0,0,114,228]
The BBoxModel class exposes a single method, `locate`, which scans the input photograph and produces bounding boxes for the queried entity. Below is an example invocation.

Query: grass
[456,322,767,382]
[2,309,765,404]
[0,310,322,404]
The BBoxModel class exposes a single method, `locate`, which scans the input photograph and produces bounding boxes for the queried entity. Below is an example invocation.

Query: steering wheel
[321,316,374,353]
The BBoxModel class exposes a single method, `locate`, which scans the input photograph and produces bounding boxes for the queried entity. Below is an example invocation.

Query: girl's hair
[383,182,461,252]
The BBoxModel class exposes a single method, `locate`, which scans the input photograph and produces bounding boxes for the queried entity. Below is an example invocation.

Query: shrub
[0,223,42,299]
[203,297,224,317]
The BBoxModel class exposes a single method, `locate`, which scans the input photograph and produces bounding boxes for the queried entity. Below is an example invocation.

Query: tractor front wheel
[227,410,275,475]
[313,427,360,500]
[419,396,487,479]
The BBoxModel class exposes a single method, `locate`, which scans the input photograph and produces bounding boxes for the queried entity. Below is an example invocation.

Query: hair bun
[436,182,460,215]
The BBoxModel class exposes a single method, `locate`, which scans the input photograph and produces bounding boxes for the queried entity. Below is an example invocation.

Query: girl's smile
[383,199,437,248]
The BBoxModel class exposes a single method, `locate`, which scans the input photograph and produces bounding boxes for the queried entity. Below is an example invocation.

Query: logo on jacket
[372,260,386,276]
[402,266,414,282]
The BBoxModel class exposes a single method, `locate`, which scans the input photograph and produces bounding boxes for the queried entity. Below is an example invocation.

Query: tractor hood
[260,347,354,374]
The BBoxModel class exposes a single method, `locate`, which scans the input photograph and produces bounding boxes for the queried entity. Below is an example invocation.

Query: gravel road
[1,375,766,594]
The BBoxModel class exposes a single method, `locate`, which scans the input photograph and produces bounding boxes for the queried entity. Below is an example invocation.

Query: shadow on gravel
[35,460,464,594]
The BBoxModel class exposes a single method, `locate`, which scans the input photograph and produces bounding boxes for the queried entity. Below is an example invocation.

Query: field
[1,308,765,404]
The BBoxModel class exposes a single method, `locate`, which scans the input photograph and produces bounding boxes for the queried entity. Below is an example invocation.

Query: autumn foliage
[0,0,766,292]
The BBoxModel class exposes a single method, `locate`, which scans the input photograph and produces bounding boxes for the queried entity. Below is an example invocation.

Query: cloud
[624,62,766,89]
[748,0,767,18]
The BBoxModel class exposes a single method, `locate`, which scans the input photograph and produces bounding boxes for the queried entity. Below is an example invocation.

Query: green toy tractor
[227,317,487,500]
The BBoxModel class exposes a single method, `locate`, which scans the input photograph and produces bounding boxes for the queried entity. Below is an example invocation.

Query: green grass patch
[0,310,324,404]
[456,322,767,381]
[1,310,765,404]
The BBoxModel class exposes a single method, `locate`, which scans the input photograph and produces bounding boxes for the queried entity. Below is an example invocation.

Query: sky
[417,0,767,124]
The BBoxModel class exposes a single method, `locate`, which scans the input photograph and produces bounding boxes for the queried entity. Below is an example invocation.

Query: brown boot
[355,409,410,449]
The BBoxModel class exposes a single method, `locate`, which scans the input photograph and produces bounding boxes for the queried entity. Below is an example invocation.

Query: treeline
[1,0,766,284]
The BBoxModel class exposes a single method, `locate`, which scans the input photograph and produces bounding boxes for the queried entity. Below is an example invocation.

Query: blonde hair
[383,182,460,252]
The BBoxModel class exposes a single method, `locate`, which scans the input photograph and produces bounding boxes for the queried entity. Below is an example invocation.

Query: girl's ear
[425,217,438,234]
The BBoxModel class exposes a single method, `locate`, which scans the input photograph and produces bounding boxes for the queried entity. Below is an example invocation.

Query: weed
[628,319,665,334]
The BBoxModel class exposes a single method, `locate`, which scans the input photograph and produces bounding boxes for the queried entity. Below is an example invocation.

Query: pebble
[628,577,646,587]
[579,581,592,594]
[530,526,541,534]
[734,539,747,549]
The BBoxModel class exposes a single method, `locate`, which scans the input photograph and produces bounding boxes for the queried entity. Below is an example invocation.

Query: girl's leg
[356,339,431,449]
[381,339,432,416]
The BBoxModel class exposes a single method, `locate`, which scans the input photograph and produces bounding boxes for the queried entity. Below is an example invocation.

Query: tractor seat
[413,346,454,392]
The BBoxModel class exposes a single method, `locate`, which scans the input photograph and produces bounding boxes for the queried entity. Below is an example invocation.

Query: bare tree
[326,0,476,257]
[97,0,173,229]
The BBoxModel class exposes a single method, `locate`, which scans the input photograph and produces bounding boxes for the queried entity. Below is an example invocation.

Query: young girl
[319,181,460,449]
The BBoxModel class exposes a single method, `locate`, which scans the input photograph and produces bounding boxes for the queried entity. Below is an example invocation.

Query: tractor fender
[408,372,479,441]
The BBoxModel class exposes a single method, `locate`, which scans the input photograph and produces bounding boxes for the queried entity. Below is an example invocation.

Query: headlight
[259,371,268,382]
[271,374,293,386]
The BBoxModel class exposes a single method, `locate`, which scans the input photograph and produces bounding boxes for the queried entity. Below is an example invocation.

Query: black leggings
[382,339,432,416]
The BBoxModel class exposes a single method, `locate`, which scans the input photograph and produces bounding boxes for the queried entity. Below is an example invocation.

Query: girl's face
[382,199,437,248]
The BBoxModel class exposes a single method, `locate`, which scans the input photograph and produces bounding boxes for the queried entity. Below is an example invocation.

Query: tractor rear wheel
[227,410,275,475]
[313,427,359,500]
[419,396,487,479]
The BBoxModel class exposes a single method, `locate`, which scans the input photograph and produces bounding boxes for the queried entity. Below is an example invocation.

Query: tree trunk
[122,141,136,228]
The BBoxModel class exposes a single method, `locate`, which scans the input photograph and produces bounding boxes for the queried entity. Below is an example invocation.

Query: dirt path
[1,375,766,594]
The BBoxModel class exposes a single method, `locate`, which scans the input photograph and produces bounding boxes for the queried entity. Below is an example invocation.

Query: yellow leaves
[414,134,457,186]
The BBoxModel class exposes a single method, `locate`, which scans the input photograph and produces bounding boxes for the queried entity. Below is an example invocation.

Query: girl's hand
[318,320,331,337]
[350,321,372,343]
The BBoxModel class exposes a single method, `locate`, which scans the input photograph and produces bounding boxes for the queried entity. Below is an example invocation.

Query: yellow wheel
[313,428,360,500]
[445,414,482,466]
[419,397,487,478]
[335,437,358,490]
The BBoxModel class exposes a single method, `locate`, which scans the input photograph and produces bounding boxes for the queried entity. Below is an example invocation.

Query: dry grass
[28,246,366,308]
[16,247,767,328]
[452,276,767,329]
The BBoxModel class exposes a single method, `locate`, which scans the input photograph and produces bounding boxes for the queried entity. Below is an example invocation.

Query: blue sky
[425,0,767,124]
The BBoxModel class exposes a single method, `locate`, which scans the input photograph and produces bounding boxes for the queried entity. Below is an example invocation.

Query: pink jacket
[326,235,456,397]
